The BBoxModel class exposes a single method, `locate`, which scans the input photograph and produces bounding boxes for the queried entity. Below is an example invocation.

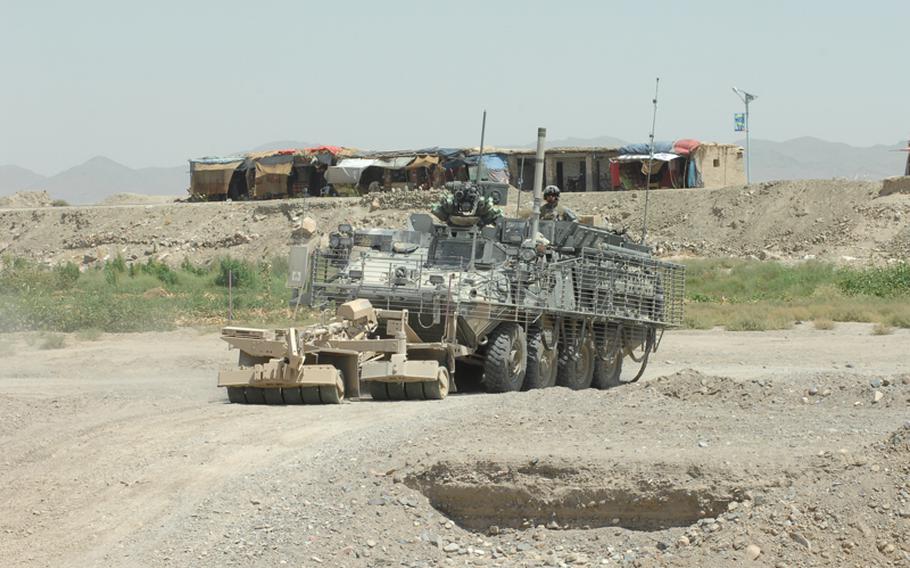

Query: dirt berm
[1,179,908,268]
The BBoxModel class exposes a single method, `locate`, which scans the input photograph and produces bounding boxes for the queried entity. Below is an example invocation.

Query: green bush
[215,258,258,288]
[837,263,910,297]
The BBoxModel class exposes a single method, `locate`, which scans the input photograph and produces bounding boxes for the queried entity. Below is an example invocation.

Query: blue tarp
[461,154,507,169]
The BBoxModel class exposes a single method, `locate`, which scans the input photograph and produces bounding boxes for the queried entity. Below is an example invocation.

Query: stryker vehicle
[218,128,685,403]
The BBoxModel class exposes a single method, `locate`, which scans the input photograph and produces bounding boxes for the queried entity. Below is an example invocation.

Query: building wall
[693,144,745,188]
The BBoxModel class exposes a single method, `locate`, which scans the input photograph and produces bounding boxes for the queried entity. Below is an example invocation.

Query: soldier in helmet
[539,185,577,222]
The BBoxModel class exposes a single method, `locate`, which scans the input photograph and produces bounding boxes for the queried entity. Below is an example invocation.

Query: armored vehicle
[218,128,685,403]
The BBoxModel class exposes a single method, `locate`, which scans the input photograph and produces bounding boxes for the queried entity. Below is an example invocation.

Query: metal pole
[529,127,546,240]
[516,155,525,213]
[475,110,487,183]
[228,270,233,321]
[641,77,660,245]
[745,99,751,184]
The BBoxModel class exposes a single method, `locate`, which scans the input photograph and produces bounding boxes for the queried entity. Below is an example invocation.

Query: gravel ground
[1,323,908,567]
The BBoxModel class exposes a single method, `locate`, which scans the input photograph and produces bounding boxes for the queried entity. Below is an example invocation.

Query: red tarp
[306,145,344,155]
[672,139,700,156]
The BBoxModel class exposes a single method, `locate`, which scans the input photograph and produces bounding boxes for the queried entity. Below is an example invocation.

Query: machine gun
[431,181,509,227]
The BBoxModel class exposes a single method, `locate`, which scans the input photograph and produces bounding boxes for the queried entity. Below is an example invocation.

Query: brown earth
[1,179,909,269]
[2,179,910,568]
[0,323,908,567]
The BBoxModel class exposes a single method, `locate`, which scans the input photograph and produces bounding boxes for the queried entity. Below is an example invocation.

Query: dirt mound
[0,190,53,208]
[883,423,910,454]
[359,188,445,210]
[1,178,909,267]
[99,193,179,206]
[649,369,771,407]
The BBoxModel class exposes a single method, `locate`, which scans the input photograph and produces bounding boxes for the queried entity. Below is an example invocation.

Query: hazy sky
[2,0,908,175]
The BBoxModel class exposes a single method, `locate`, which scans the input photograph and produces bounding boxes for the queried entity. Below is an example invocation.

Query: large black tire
[523,327,557,390]
[483,324,527,393]
[227,386,246,403]
[263,388,284,405]
[244,387,266,404]
[556,337,595,390]
[369,382,389,401]
[592,350,623,389]
[385,382,407,400]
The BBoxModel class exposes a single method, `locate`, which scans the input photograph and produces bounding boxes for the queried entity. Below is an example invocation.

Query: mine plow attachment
[219,326,359,404]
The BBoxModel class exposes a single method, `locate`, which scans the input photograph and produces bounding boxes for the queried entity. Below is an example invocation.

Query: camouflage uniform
[539,201,578,222]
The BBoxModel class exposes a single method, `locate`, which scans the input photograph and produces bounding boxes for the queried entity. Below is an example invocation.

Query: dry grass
[37,333,66,350]
[813,318,836,330]
[75,328,103,342]
[872,322,894,336]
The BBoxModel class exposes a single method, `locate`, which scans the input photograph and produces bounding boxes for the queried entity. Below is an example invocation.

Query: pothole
[407,460,744,532]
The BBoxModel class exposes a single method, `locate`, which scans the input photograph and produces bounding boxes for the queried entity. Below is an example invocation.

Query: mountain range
[1,137,907,204]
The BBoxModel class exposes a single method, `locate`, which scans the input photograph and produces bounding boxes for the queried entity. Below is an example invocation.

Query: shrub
[813,318,835,330]
[215,258,258,288]
[50,199,69,207]
[872,322,893,336]
[138,259,178,286]
[38,333,65,350]
[53,262,81,290]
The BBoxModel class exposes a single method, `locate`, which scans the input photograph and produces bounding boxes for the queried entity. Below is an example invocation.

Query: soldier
[539,185,577,222]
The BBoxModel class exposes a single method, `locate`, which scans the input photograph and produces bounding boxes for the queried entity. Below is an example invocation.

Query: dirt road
[1,325,908,567]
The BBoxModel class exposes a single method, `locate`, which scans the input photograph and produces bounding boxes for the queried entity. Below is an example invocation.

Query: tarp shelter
[250,154,296,197]
[325,157,415,186]
[190,159,243,198]
[462,154,509,183]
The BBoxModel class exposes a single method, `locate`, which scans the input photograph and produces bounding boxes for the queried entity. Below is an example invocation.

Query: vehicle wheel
[592,350,623,389]
[556,336,594,390]
[227,386,246,403]
[386,382,406,400]
[369,382,389,401]
[483,323,527,393]
[263,388,284,405]
[283,387,305,404]
[424,367,450,400]
[404,382,425,400]
[523,327,557,390]
[245,387,266,404]
[300,387,321,404]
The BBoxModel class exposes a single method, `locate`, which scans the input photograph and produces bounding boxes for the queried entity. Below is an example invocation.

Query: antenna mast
[475,110,487,183]
[641,77,660,245]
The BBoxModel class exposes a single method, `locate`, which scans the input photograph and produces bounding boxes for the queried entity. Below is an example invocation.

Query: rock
[443,543,460,553]
[697,440,709,448]
[82,253,97,264]
[873,390,884,403]
[487,525,500,536]
[297,217,318,237]
[516,542,532,552]
[870,379,883,388]
[367,497,386,506]
[370,199,381,212]
[676,535,690,547]
[366,539,377,548]
[789,531,811,549]
[808,386,818,396]
[745,544,761,560]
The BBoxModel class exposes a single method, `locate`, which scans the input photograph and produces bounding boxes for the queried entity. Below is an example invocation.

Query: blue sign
[734,113,746,132]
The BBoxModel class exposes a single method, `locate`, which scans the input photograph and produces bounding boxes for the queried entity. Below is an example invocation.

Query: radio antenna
[641,77,660,245]
[475,110,487,183]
